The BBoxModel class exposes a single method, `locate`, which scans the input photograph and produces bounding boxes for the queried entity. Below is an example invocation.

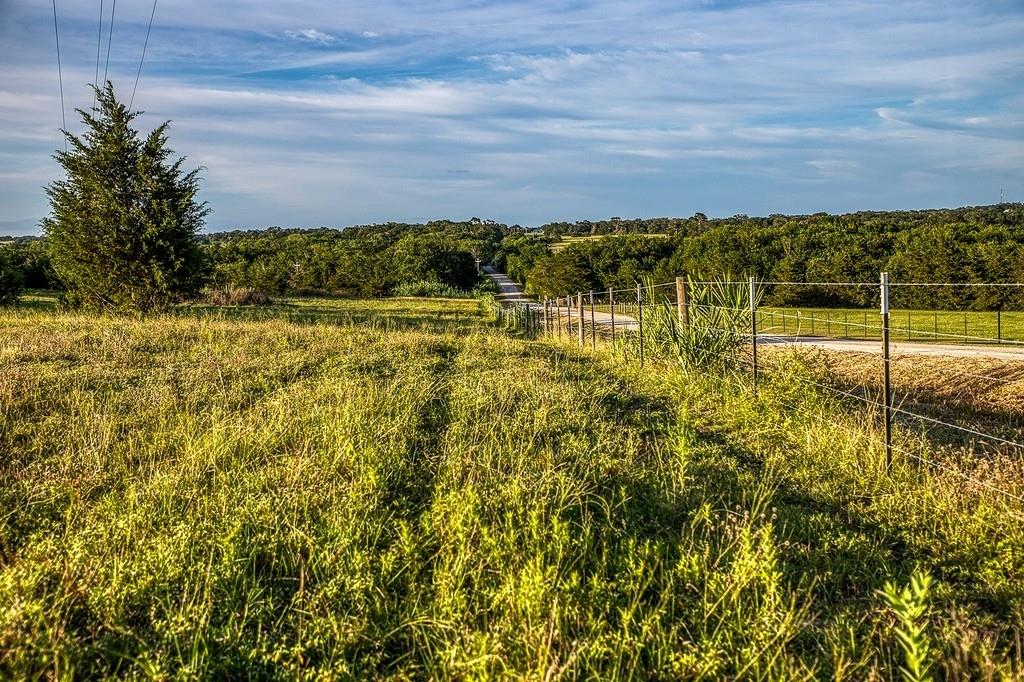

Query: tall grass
[1,297,1022,678]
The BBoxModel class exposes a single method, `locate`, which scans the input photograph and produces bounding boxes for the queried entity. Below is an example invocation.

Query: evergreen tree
[42,83,208,312]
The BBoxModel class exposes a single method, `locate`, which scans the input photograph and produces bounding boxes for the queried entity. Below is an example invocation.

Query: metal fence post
[749,277,758,396]
[609,287,616,348]
[998,309,1002,343]
[881,272,893,471]
[577,292,585,347]
[637,282,644,367]
[589,290,596,349]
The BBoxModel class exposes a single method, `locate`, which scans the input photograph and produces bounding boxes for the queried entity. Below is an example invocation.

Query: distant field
[758,306,1024,344]
[549,233,671,252]
[2,296,1023,677]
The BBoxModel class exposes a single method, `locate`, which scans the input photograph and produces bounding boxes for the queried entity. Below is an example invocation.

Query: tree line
[501,204,1024,310]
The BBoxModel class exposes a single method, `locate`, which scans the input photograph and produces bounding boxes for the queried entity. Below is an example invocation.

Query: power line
[102,0,117,89]
[94,0,104,109]
[51,0,66,151]
[129,0,158,111]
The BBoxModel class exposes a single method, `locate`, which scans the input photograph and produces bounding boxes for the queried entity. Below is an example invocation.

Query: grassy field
[550,234,671,253]
[758,307,1024,344]
[2,297,1023,678]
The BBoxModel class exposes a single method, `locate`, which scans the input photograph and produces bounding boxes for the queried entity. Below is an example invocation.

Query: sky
[1,0,1022,234]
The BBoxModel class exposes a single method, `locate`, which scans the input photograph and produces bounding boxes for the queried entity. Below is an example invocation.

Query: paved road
[481,268,1024,360]
[482,265,532,305]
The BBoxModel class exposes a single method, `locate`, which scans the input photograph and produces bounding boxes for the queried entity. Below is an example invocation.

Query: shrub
[204,284,270,306]
[393,281,474,298]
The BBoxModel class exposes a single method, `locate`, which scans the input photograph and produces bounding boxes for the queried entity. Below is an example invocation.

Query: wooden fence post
[676,276,689,327]
[589,291,596,349]
[637,282,644,367]
[577,292,585,347]
[609,287,616,347]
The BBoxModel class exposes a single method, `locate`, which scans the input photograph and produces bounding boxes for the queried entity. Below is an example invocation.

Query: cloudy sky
[1,0,1022,233]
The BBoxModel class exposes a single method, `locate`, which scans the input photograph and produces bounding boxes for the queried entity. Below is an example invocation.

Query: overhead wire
[102,0,117,89]
[51,0,66,151]
[129,0,158,110]
[94,0,104,108]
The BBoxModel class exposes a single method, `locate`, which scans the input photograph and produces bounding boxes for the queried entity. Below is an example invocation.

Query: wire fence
[499,273,1024,512]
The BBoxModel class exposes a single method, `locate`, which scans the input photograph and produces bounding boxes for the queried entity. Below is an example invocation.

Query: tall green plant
[630,274,757,372]
[880,572,935,682]
[42,83,208,312]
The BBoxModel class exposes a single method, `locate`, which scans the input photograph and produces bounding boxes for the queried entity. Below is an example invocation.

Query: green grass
[758,307,1024,344]
[1,297,1022,678]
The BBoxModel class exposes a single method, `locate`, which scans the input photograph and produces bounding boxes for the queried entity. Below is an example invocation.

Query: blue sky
[1,0,1022,234]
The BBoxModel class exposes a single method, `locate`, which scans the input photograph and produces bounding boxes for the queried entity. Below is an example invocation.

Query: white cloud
[1,0,1022,228]
[285,28,335,43]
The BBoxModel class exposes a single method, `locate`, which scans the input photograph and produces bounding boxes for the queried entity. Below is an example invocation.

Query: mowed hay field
[2,298,1023,678]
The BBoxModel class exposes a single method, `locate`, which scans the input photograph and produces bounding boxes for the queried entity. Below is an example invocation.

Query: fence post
[589,290,596,349]
[749,277,758,396]
[637,282,644,367]
[998,309,1002,343]
[881,272,893,471]
[556,298,562,340]
[577,292,585,347]
[609,287,616,348]
[676,276,689,327]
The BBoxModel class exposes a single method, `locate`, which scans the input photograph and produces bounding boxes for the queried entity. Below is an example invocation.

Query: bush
[392,281,474,298]
[204,284,270,306]
[0,248,25,305]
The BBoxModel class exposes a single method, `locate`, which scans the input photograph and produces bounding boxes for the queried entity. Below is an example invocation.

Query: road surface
[481,268,1024,359]
[758,335,1024,361]
[482,266,531,305]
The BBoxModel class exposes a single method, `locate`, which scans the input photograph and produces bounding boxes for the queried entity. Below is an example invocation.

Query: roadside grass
[1,299,1022,678]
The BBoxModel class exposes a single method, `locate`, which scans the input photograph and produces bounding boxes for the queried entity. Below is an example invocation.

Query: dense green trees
[0,248,24,305]
[520,205,1024,310]
[5,201,1023,309]
[42,84,207,312]
[202,220,503,297]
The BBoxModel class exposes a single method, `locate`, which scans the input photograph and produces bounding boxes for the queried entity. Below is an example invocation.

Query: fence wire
[502,274,1024,513]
